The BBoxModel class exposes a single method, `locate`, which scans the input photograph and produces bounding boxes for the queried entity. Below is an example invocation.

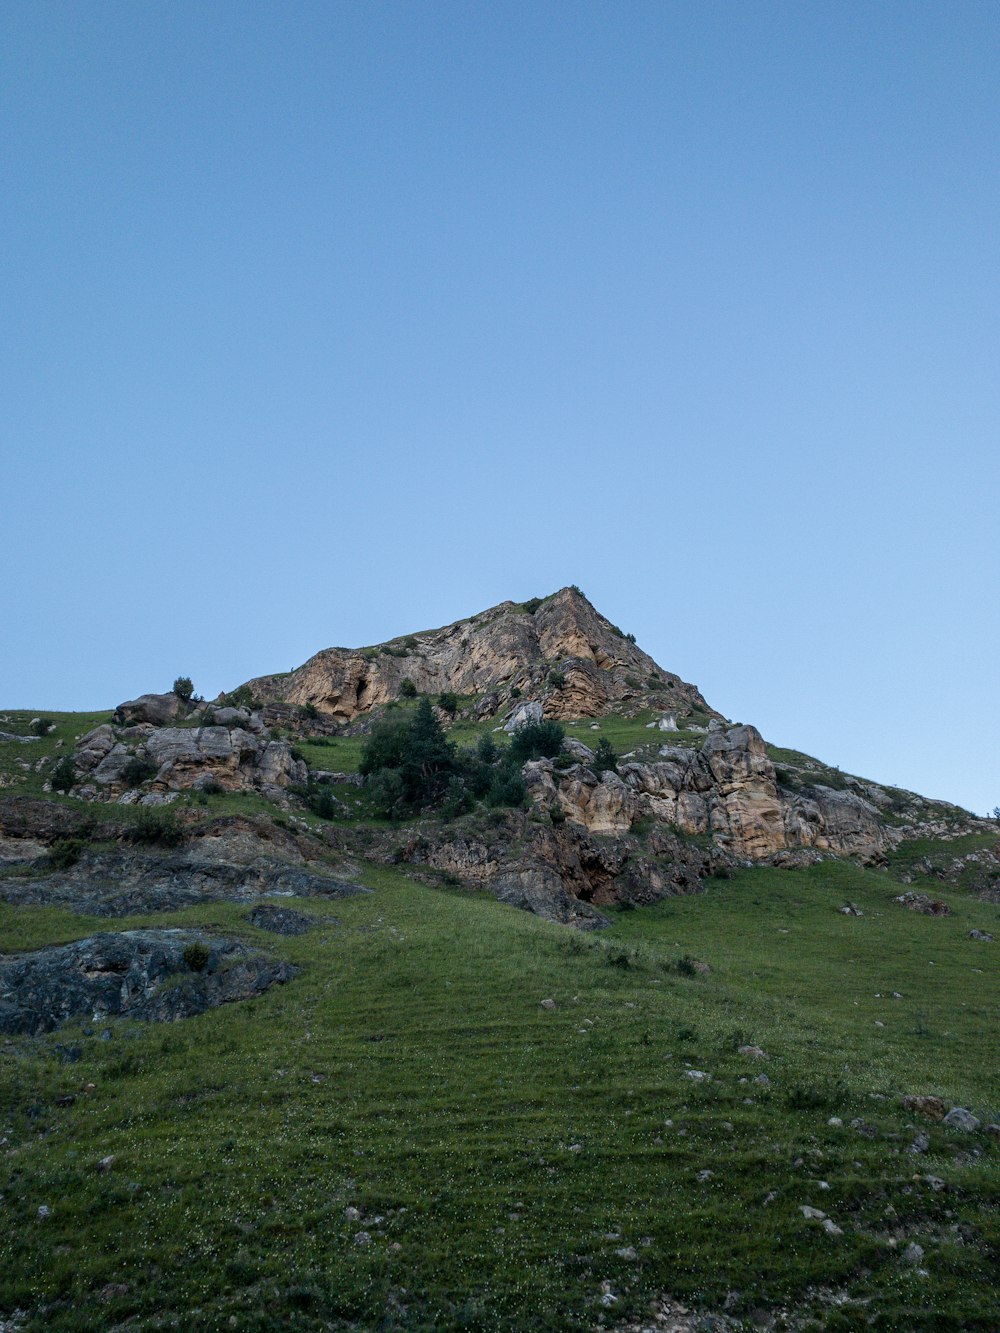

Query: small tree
[438,691,458,718]
[399,678,417,699]
[51,756,76,793]
[592,737,618,776]
[173,676,194,701]
[508,720,565,764]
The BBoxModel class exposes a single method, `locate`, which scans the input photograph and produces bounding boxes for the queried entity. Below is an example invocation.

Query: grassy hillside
[1,856,997,1331]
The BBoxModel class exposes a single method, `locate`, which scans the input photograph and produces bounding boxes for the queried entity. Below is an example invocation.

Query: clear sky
[3,1,998,814]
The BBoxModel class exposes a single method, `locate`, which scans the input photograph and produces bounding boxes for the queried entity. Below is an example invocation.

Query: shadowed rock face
[241,587,718,724]
[0,930,296,1035]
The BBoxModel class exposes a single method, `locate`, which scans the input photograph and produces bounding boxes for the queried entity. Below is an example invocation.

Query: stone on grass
[540,998,557,1010]
[902,1095,946,1121]
[943,1107,980,1132]
[902,1242,925,1266]
[968,929,993,942]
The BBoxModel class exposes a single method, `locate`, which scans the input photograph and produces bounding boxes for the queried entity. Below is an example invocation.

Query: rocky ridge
[241,587,718,725]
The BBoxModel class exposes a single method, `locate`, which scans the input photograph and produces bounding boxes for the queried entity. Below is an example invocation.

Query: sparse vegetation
[50,755,76,793]
[172,676,194,701]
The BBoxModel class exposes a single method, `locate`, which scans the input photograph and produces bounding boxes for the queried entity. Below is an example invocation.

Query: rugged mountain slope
[241,586,718,724]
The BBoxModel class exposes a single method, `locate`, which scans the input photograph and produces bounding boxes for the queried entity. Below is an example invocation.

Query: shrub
[625,632,636,643]
[399,678,417,699]
[31,718,54,736]
[121,756,157,787]
[592,738,618,776]
[508,720,565,764]
[361,698,458,816]
[509,686,522,699]
[201,777,224,796]
[183,942,210,973]
[47,838,83,870]
[486,768,527,808]
[438,691,459,717]
[476,732,500,765]
[403,636,418,651]
[305,783,338,820]
[304,702,319,720]
[441,776,474,820]
[569,584,583,596]
[225,684,257,710]
[127,807,183,847]
[522,597,543,615]
[172,676,194,701]
[549,804,566,825]
[547,670,566,689]
[51,756,76,793]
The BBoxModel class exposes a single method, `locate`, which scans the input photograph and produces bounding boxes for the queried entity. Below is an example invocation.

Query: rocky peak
[241,587,719,725]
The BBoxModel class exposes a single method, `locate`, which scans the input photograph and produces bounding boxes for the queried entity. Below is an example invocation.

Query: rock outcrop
[113,693,193,727]
[0,930,296,1035]
[73,715,306,799]
[241,587,718,725]
[522,724,897,862]
[0,816,367,917]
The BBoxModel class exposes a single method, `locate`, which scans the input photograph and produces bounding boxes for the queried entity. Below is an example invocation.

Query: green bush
[47,838,83,870]
[31,718,54,736]
[126,807,183,847]
[592,738,618,776]
[399,678,417,699]
[441,776,474,820]
[486,768,527,808]
[225,684,257,710]
[361,698,457,817]
[509,686,522,699]
[508,720,565,764]
[522,597,543,615]
[438,691,458,717]
[121,756,157,787]
[183,942,210,973]
[173,676,194,701]
[547,670,566,689]
[50,756,76,793]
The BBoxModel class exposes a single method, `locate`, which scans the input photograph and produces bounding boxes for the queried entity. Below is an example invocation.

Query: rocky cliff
[241,587,718,725]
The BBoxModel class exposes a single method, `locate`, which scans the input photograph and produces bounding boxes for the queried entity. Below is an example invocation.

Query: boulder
[489,868,610,930]
[113,693,190,727]
[75,725,117,771]
[943,1107,980,1132]
[247,905,316,935]
[901,1095,947,1121]
[504,700,544,732]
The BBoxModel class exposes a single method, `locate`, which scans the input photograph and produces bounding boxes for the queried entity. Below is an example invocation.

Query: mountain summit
[244,586,718,725]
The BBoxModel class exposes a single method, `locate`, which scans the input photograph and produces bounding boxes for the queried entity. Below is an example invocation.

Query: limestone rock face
[241,587,717,725]
[72,720,305,798]
[519,724,896,862]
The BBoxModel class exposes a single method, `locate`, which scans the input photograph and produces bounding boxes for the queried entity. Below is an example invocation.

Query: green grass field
[1,853,998,1331]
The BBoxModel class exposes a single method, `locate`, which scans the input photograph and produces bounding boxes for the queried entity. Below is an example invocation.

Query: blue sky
[3,1,997,813]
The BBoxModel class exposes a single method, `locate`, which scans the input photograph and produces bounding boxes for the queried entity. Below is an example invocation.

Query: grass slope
[1,858,998,1331]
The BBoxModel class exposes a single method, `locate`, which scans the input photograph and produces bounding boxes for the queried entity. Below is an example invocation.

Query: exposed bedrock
[0,930,296,1035]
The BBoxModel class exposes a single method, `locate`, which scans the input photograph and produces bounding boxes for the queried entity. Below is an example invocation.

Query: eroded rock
[0,930,296,1035]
